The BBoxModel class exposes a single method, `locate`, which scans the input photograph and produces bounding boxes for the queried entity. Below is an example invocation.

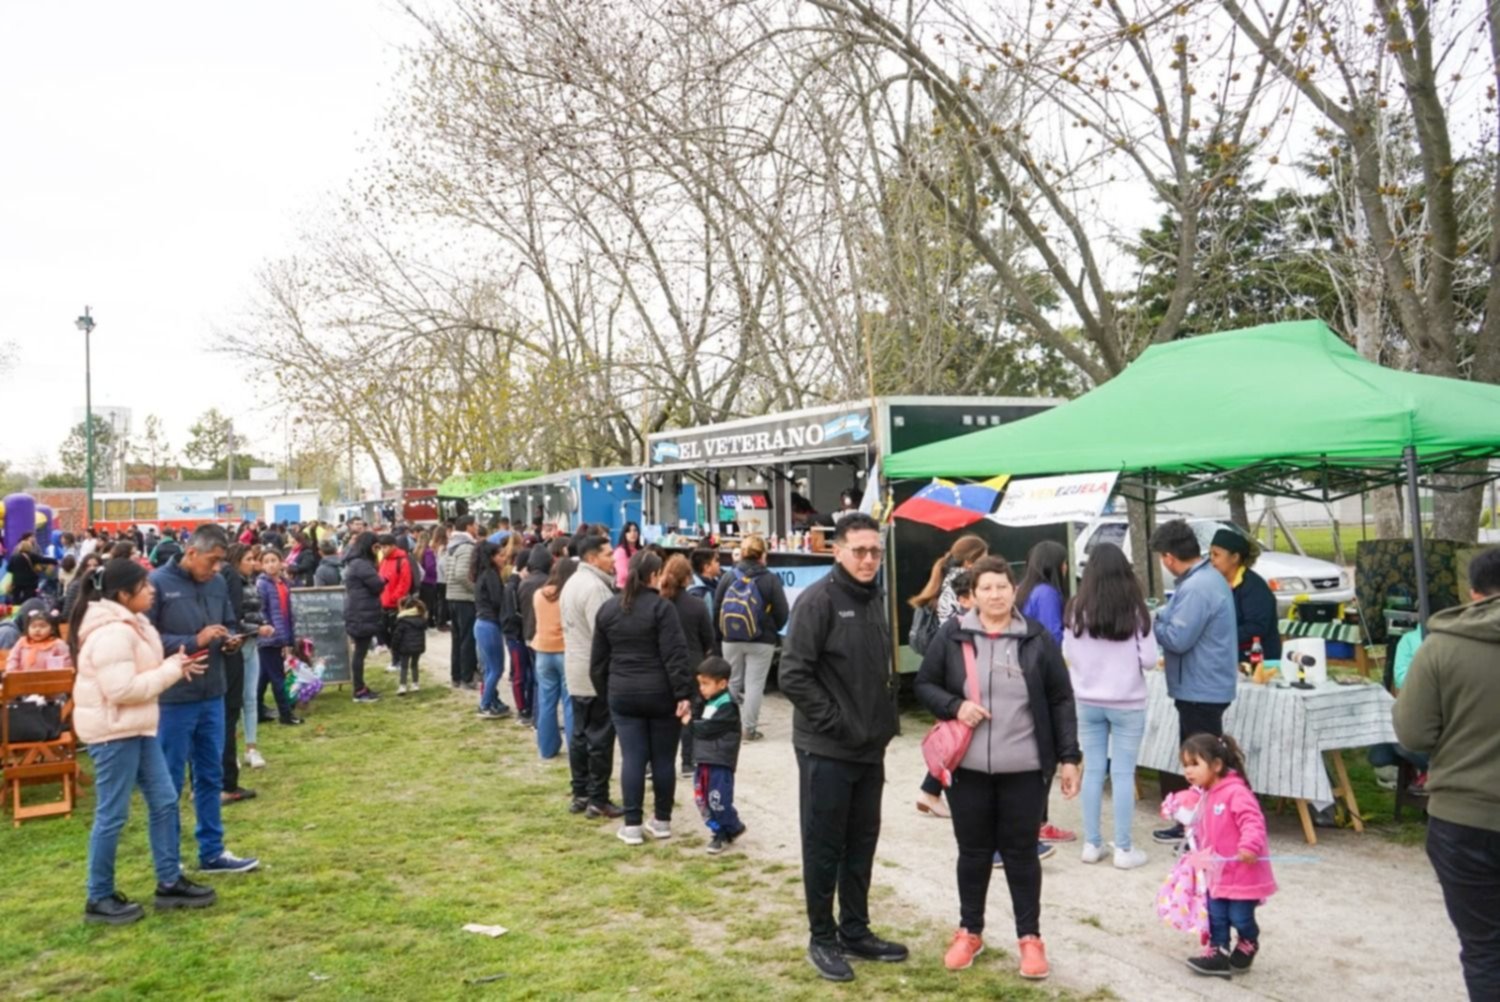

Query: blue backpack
[718,572,765,642]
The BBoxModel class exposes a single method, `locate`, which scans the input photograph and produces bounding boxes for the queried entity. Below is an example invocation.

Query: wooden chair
[1,668,80,826]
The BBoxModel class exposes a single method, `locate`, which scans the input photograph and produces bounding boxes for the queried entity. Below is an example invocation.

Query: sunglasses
[839,545,885,562]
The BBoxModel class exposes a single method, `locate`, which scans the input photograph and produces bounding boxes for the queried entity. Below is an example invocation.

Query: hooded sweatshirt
[1394,594,1500,832]
[73,599,187,744]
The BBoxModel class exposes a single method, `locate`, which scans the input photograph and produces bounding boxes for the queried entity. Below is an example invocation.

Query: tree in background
[58,415,117,489]
[180,408,272,480]
[131,414,176,488]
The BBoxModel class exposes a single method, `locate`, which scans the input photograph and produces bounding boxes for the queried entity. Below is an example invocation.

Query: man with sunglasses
[779,512,906,982]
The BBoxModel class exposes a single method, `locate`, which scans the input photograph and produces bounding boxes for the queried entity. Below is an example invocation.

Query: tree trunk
[1371,487,1404,539]
[1227,489,1250,532]
[1432,470,1484,542]
[1126,488,1163,601]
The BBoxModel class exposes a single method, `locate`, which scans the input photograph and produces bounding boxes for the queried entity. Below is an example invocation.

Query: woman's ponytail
[67,558,150,664]
[66,567,104,664]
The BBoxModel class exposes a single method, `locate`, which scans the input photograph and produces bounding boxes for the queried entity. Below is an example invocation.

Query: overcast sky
[0,2,413,478]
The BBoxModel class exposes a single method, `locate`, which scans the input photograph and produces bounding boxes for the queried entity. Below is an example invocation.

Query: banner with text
[987,472,1119,528]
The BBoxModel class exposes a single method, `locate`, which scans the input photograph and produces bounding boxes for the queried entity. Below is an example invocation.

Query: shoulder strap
[962,641,978,702]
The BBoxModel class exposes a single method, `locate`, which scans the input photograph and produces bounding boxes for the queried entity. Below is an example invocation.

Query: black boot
[155,876,218,910]
[1229,939,1258,971]
[84,893,145,925]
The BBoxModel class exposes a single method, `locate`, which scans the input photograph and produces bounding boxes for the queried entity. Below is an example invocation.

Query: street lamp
[75,307,96,531]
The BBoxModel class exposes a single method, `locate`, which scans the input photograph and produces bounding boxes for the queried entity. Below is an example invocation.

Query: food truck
[640,396,1059,670]
[481,468,642,539]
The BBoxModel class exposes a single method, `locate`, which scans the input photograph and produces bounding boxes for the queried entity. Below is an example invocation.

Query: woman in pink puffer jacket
[69,559,217,926]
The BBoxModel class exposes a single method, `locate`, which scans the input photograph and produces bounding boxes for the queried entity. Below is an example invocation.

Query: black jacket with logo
[778,565,898,764]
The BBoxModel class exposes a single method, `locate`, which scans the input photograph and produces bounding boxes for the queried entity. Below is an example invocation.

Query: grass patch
[1,673,1076,1000]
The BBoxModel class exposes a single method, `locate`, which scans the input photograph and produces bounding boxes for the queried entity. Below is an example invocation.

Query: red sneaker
[1017,935,1049,979]
[1038,823,1076,843]
[944,929,984,971]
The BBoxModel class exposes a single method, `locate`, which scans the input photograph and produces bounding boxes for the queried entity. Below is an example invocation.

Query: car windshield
[1086,522,1128,555]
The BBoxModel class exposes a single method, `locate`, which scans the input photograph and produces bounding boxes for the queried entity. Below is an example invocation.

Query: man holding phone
[149,524,264,875]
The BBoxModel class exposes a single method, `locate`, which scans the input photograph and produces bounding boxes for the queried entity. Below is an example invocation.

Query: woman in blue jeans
[472,540,514,719]
[589,551,693,845]
[1060,543,1158,869]
[69,558,218,924]
[529,557,576,758]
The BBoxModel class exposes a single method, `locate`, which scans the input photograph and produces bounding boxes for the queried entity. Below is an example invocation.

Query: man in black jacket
[778,512,907,982]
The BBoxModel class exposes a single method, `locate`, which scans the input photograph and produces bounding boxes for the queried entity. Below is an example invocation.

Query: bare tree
[1217,0,1499,539]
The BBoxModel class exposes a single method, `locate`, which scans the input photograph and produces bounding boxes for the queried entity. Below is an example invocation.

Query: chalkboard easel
[289,586,352,686]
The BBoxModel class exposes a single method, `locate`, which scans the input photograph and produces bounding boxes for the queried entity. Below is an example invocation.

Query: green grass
[1,664,1074,1001]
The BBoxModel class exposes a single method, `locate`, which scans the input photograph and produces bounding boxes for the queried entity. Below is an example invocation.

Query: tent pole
[1403,445,1431,625]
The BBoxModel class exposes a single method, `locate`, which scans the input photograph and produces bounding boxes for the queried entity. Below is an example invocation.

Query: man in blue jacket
[149,524,261,874]
[1150,519,1238,843]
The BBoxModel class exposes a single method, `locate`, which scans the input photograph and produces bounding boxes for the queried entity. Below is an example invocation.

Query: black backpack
[908,604,940,655]
[406,552,423,596]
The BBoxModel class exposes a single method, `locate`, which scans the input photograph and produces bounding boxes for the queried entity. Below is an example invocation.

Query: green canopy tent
[885,320,1500,620]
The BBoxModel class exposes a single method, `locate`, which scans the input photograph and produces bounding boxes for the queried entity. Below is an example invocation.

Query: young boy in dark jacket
[390,596,428,695]
[691,656,746,854]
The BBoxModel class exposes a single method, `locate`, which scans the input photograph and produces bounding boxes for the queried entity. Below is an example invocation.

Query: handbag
[919,641,979,788]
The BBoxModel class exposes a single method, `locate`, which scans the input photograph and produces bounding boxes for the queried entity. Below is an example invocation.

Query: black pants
[1428,815,1500,1000]
[1161,699,1229,797]
[448,600,477,685]
[610,691,682,826]
[797,749,883,944]
[948,768,1046,937]
[396,653,420,685]
[569,695,616,805]
[258,646,294,721]
[351,635,372,692]
[222,651,245,793]
[420,582,442,627]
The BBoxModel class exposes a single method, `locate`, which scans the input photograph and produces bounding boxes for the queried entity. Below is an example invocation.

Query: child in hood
[390,596,427,695]
[6,607,71,672]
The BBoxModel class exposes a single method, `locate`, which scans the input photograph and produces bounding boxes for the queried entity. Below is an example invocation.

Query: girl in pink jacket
[1179,733,1276,979]
[69,559,217,925]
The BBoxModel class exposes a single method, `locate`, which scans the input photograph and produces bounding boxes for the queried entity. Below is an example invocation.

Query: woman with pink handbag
[914,556,1081,980]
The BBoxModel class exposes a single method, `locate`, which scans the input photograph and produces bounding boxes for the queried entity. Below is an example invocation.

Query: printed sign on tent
[987,472,1119,528]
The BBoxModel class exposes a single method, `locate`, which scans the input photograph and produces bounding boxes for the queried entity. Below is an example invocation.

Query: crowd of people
[2,510,1497,998]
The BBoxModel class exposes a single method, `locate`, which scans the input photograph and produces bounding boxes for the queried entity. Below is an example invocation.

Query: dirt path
[419,631,1463,999]
[732,691,1464,1001]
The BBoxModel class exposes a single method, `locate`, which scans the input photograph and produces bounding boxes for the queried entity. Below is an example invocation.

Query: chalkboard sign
[289,586,351,685]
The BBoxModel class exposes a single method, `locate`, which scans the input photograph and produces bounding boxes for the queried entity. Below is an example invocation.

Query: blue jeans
[86,735,182,900]
[1206,895,1259,949]
[1077,702,1146,851]
[474,619,508,713]
[1368,742,1430,771]
[533,651,572,759]
[158,697,226,865]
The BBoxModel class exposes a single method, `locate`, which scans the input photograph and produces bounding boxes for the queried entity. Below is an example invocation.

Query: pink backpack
[920,641,979,788]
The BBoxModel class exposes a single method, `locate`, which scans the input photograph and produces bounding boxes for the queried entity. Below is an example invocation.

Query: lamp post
[75,307,96,531]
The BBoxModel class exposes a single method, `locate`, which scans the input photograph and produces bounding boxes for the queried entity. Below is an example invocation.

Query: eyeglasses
[840,545,885,562]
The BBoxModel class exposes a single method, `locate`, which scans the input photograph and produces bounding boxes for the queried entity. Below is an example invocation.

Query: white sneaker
[385,664,399,673]
[397,684,408,695]
[643,818,672,840]
[410,683,420,693]
[617,825,644,846]
[1113,847,1150,870]
[246,748,266,770]
[1080,842,1105,864]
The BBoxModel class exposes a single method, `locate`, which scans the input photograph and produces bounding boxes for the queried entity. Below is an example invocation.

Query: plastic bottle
[1249,636,1264,672]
